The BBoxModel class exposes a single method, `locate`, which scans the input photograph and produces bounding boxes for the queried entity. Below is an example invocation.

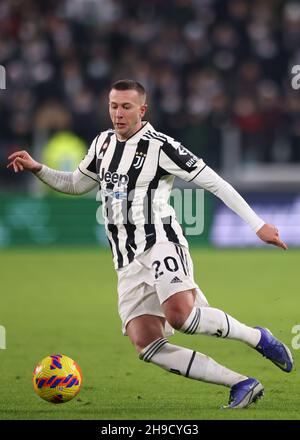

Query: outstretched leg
[126,314,264,409]
[163,290,261,344]
[162,290,293,373]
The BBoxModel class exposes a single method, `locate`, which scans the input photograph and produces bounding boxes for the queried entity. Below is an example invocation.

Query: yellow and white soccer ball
[32,354,82,404]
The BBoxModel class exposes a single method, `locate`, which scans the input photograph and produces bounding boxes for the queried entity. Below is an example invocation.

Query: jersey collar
[114,121,153,143]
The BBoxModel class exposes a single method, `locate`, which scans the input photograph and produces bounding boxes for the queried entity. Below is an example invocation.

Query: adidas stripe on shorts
[117,241,209,336]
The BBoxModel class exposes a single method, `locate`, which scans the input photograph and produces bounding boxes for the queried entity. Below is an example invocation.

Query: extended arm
[159,140,287,250]
[35,165,98,195]
[7,150,98,195]
[192,166,287,250]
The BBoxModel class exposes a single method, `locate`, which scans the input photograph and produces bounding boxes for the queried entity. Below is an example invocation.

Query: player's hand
[7,150,42,173]
[256,223,288,250]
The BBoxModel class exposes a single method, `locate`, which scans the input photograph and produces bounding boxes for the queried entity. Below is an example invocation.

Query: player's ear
[140,104,148,118]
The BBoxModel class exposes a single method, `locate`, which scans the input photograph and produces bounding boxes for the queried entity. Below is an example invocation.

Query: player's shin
[179,307,260,347]
[139,338,247,387]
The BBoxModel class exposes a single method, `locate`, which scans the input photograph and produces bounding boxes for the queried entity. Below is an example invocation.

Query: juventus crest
[133,152,146,169]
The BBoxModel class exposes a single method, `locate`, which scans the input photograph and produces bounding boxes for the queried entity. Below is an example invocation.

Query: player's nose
[115,108,124,118]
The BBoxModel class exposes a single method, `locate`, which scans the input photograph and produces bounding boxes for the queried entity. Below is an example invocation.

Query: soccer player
[7,79,293,409]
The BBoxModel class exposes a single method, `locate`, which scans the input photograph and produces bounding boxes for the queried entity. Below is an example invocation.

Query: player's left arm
[191,165,287,250]
[159,140,287,250]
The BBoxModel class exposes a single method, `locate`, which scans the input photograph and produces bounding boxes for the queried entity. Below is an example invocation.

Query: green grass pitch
[0,247,299,420]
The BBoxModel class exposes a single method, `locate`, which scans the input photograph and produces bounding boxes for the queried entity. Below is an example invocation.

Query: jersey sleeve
[192,165,265,232]
[35,166,98,195]
[77,135,99,183]
[159,140,207,182]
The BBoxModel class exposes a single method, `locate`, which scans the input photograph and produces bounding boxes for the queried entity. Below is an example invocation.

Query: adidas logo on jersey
[170,276,183,284]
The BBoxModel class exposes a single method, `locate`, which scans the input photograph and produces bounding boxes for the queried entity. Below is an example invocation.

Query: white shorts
[117,241,209,336]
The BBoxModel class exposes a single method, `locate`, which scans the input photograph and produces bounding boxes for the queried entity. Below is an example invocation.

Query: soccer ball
[32,354,82,404]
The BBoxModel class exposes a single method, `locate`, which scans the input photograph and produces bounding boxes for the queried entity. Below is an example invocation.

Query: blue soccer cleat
[223,378,264,409]
[254,327,294,373]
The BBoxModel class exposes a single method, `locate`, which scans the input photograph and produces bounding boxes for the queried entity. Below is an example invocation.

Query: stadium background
[0,0,299,420]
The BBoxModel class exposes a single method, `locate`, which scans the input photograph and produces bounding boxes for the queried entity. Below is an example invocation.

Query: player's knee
[165,310,187,331]
[163,290,195,330]
[130,335,161,355]
[126,315,166,354]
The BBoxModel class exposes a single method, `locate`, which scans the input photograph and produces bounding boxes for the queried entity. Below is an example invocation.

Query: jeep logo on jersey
[99,168,129,185]
[133,152,146,169]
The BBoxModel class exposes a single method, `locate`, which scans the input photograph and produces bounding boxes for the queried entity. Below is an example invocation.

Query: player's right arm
[7,137,99,195]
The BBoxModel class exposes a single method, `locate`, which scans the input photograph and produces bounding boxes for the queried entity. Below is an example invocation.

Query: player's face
[109,89,147,140]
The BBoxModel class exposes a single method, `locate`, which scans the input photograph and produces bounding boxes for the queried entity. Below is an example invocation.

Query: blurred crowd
[1,0,300,188]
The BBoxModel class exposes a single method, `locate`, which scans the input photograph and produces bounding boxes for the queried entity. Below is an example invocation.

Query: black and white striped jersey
[78,121,206,269]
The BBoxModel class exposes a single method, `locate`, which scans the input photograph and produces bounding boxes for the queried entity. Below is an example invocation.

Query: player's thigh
[126,314,166,353]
